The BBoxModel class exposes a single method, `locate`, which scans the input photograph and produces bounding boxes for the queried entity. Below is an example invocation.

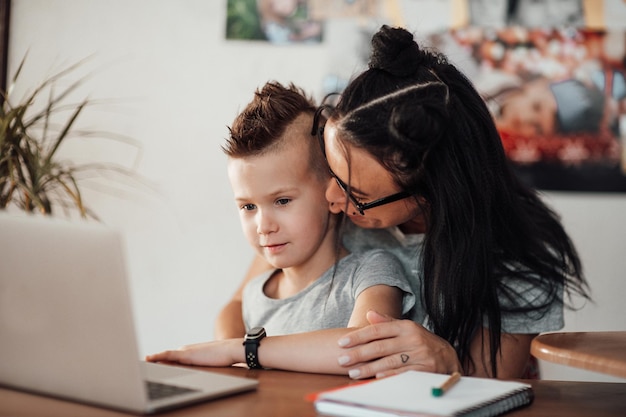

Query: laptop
[0,214,258,414]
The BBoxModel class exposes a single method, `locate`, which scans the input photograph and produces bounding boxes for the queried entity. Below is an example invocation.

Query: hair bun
[389,83,449,154]
[369,25,421,77]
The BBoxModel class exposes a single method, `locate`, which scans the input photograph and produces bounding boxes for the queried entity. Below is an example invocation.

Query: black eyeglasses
[311,106,415,216]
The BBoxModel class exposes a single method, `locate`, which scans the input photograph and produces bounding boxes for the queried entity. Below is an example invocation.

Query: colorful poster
[429,26,626,191]
[226,0,323,44]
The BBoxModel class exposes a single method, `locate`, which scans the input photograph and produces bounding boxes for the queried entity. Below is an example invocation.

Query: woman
[169,25,590,379]
[314,25,589,378]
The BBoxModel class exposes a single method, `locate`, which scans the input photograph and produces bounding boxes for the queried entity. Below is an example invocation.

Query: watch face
[246,327,266,340]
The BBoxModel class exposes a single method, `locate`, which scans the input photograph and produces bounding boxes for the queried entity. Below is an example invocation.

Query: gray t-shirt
[242,249,415,336]
[342,223,564,334]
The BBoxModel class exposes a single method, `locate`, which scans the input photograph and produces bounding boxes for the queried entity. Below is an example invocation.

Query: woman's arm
[334,311,534,379]
[214,253,272,340]
[468,329,535,378]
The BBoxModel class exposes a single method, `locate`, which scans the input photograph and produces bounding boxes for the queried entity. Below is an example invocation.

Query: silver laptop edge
[0,214,257,413]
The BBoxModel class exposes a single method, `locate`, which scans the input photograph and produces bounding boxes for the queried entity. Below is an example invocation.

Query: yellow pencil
[431,372,461,397]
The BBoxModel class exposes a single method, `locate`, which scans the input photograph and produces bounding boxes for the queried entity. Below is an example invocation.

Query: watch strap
[243,327,266,369]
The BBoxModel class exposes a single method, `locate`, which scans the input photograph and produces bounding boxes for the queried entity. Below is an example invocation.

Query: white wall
[8,0,626,382]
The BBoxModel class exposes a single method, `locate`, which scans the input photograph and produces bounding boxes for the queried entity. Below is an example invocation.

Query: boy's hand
[145,338,244,367]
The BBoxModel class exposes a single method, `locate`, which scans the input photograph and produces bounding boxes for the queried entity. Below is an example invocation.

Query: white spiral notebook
[312,371,533,417]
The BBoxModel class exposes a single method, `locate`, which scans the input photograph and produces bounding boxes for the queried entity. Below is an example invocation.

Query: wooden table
[1,366,626,417]
[531,331,626,378]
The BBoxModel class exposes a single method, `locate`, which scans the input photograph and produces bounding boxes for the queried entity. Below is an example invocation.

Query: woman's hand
[337,310,461,379]
[145,338,244,367]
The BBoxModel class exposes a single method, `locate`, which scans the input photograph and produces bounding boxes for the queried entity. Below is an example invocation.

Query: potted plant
[0,57,142,219]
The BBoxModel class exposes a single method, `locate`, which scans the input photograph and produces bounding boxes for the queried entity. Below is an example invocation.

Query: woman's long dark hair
[328,25,589,377]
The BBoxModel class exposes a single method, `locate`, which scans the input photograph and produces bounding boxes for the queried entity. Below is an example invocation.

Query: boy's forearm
[148,328,356,374]
[255,328,354,375]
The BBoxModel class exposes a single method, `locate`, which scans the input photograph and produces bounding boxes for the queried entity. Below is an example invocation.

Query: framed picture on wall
[429,26,626,192]
[225,0,322,44]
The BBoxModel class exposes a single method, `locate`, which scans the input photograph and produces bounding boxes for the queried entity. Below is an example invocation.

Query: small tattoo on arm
[401,354,409,363]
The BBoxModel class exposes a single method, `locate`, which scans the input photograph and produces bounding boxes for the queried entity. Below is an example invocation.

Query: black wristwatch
[243,327,266,369]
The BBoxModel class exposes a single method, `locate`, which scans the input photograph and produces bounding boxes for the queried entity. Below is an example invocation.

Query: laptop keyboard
[146,381,199,400]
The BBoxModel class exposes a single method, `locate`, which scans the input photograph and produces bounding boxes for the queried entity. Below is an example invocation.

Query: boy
[147,82,414,374]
